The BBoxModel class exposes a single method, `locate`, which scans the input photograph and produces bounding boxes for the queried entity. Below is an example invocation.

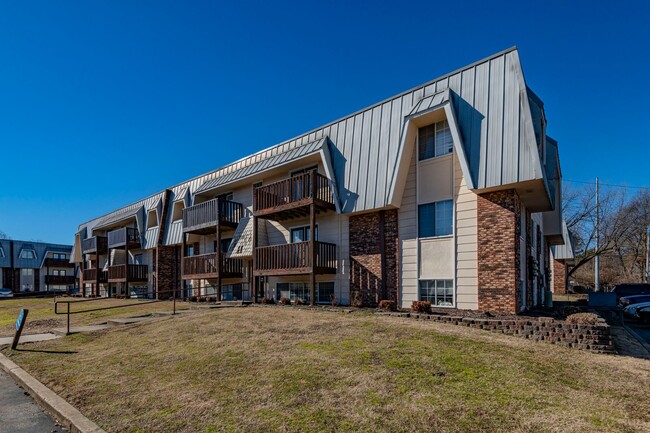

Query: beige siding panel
[454,153,478,310]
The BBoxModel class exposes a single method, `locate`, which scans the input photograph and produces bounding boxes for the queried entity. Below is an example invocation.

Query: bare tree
[0,230,10,240]
[564,184,650,286]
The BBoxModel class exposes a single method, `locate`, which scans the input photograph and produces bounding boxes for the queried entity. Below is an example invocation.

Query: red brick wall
[553,259,567,294]
[477,189,522,313]
[156,246,181,299]
[349,210,399,307]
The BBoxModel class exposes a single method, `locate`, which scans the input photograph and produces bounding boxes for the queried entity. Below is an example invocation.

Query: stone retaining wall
[380,312,614,353]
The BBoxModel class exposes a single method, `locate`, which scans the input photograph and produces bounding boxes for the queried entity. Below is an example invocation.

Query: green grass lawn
[3,307,650,433]
[0,297,189,336]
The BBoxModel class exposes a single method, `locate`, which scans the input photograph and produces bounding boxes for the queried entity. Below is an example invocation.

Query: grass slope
[3,307,650,433]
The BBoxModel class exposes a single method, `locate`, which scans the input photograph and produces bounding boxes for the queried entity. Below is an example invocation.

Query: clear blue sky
[1,0,648,244]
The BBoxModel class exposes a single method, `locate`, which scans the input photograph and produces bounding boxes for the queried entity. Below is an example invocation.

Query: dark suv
[611,283,650,300]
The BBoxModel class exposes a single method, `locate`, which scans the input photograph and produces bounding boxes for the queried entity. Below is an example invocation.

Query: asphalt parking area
[0,369,64,433]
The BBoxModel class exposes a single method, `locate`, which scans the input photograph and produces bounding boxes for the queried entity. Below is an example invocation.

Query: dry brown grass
[3,306,650,433]
[0,297,189,336]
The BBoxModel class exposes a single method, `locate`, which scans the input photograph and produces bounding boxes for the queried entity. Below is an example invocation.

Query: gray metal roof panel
[194,137,327,195]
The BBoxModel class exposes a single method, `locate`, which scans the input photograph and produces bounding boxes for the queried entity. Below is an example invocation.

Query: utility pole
[645,225,650,283]
[594,177,600,292]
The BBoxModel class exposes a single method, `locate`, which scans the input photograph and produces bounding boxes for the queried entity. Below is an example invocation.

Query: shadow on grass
[15,348,78,354]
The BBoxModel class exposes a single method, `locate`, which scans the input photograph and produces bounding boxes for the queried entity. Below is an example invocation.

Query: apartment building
[71,47,569,313]
[0,240,75,293]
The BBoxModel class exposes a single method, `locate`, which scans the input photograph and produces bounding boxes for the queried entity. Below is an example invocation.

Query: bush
[378,300,397,311]
[198,297,207,303]
[566,312,601,325]
[189,296,198,303]
[279,297,291,305]
[411,301,432,314]
[261,297,275,305]
[294,298,307,305]
[207,296,216,303]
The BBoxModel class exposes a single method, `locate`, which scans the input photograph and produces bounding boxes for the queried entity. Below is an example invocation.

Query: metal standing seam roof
[194,137,328,195]
[93,205,143,231]
[408,89,450,117]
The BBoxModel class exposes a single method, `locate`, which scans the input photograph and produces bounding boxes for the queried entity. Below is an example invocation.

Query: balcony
[182,253,244,280]
[253,171,336,220]
[45,275,76,285]
[83,268,108,284]
[254,241,337,276]
[183,199,244,234]
[108,227,140,249]
[44,258,74,268]
[108,264,148,283]
[82,236,108,255]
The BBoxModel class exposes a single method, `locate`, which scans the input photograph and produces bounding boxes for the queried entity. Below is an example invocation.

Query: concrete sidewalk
[0,333,61,347]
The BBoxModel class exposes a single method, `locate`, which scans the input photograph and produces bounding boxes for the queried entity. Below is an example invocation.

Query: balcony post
[216,198,222,301]
[125,239,129,298]
[252,215,258,303]
[94,257,99,297]
[181,232,186,299]
[310,200,316,306]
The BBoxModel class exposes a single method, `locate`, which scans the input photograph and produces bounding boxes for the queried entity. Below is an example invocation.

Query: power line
[564,179,650,190]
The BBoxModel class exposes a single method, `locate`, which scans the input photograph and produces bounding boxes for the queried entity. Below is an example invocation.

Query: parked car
[638,306,650,324]
[611,283,650,300]
[0,288,14,298]
[619,294,650,308]
[622,301,650,320]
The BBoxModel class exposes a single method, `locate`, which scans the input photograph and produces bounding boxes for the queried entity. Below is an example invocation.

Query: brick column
[349,209,399,307]
[553,259,567,294]
[477,189,522,313]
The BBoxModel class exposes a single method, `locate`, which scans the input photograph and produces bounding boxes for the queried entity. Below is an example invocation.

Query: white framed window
[418,120,453,161]
[20,249,37,259]
[21,268,34,276]
[418,200,453,238]
[419,279,454,307]
[53,253,68,260]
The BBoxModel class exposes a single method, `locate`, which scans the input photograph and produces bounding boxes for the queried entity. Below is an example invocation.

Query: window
[20,249,36,259]
[21,268,34,276]
[52,269,66,276]
[134,254,143,265]
[147,210,158,229]
[214,239,232,253]
[418,120,453,161]
[290,225,318,243]
[222,284,243,301]
[418,200,453,237]
[276,282,334,304]
[172,201,184,222]
[216,192,233,202]
[317,282,335,304]
[419,279,454,306]
[291,166,318,201]
[53,253,67,260]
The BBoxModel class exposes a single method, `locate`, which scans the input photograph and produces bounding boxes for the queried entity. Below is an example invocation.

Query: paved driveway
[0,369,64,433]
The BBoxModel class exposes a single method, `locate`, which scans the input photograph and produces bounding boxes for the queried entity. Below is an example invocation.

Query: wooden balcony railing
[182,253,244,279]
[45,275,76,285]
[254,241,337,275]
[107,227,140,248]
[183,199,244,233]
[108,264,148,282]
[82,236,108,254]
[44,258,74,268]
[83,268,108,284]
[253,171,335,219]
